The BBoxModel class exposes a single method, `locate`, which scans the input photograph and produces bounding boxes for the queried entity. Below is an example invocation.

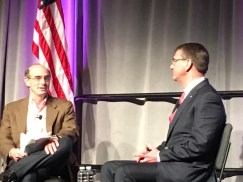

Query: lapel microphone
[36,115,42,120]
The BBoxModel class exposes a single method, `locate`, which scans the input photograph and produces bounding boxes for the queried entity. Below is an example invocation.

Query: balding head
[24,64,50,78]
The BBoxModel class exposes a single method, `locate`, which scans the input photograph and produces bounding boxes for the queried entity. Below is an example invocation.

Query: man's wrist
[52,134,61,139]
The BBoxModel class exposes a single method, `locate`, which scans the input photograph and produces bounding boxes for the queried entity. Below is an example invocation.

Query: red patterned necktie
[169,92,185,123]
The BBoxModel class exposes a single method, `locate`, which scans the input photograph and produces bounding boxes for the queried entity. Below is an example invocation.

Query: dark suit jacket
[0,95,79,164]
[157,79,226,182]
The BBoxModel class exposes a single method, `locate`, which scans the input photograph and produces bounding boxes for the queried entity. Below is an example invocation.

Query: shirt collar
[183,77,205,98]
[28,95,48,111]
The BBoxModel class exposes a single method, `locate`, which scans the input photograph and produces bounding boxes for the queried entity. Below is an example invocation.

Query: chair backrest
[215,123,233,181]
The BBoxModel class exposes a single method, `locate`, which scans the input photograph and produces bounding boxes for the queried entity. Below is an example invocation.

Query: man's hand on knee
[9,148,28,161]
[44,136,59,155]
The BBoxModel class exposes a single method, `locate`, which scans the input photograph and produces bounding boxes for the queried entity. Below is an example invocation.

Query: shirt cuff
[156,151,160,162]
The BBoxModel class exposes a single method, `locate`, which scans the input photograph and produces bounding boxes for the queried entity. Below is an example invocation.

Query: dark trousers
[100,160,216,182]
[100,160,157,182]
[7,137,72,182]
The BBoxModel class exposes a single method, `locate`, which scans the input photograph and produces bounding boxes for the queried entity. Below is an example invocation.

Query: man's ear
[185,59,193,72]
[24,77,30,87]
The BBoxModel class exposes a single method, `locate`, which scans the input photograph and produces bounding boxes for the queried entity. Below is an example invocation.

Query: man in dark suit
[0,64,79,182]
[100,43,226,182]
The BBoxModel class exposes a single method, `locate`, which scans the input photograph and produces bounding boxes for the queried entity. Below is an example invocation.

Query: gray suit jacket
[0,95,79,163]
[157,79,226,181]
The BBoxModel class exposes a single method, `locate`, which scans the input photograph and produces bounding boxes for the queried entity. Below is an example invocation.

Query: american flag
[32,0,74,102]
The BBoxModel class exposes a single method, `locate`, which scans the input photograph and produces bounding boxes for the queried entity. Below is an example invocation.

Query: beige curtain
[1,0,243,181]
[81,1,243,181]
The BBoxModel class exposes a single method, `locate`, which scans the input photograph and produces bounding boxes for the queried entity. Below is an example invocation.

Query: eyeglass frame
[171,58,188,64]
[27,75,51,82]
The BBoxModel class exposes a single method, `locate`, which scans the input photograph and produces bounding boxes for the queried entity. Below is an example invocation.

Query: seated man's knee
[116,166,126,177]
[57,137,73,153]
[101,160,124,180]
[101,161,115,174]
[115,165,135,182]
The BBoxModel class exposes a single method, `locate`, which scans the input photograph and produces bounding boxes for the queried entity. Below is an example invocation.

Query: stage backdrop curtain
[1,0,243,181]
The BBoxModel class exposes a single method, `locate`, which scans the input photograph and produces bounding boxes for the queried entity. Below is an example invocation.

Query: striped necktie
[169,92,185,123]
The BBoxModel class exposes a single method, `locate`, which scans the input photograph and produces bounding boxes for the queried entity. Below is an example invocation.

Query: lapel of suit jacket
[46,96,59,132]
[166,79,209,141]
[16,98,29,133]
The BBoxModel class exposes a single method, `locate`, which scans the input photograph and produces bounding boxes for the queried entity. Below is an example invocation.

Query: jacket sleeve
[53,101,79,143]
[0,105,16,162]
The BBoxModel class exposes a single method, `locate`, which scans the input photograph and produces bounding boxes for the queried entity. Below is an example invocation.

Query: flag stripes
[32,0,74,102]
